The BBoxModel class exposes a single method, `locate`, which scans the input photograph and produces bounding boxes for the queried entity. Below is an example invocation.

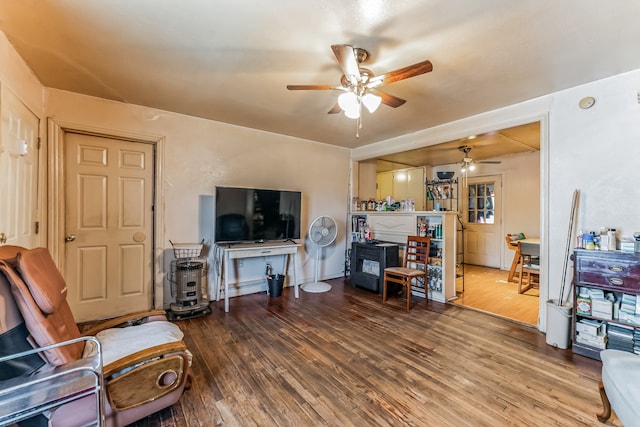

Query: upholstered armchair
[0,246,192,426]
[598,349,640,426]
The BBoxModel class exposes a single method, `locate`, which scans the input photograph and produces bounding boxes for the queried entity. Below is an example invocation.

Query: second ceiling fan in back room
[458,145,501,186]
[286,44,433,137]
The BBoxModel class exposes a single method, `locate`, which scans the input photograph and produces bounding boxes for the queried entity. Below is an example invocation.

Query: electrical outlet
[637,91,640,104]
[238,259,244,268]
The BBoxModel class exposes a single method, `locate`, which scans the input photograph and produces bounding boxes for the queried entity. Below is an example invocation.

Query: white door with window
[64,132,154,322]
[463,175,502,268]
[0,87,40,248]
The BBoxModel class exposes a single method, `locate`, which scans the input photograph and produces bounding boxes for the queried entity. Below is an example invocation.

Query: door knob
[64,234,76,242]
[0,232,6,244]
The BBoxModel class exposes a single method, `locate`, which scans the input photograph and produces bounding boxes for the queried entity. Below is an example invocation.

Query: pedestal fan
[301,216,338,293]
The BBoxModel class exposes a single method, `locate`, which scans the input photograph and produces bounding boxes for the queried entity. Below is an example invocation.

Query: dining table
[507,237,540,282]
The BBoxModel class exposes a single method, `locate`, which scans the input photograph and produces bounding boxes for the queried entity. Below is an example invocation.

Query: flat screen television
[214,186,302,244]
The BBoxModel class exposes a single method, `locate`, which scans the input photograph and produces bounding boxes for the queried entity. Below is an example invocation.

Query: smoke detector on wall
[579,96,596,109]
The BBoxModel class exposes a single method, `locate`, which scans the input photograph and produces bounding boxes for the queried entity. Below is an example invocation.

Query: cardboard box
[576,297,592,315]
[576,333,607,349]
[621,238,635,252]
[576,319,605,336]
[592,298,613,316]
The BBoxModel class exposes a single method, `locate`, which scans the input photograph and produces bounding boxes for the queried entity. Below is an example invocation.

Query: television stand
[216,241,300,312]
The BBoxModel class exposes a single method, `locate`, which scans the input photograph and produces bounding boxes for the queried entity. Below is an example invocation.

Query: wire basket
[170,240,204,259]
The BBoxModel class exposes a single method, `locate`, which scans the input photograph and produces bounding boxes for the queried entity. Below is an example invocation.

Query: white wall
[0,31,43,117]
[433,150,541,269]
[353,70,640,332]
[44,89,351,305]
[4,25,640,329]
[548,70,640,306]
[0,28,351,308]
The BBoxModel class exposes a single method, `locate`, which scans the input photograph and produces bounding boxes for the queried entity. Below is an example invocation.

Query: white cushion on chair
[84,321,184,366]
[601,349,640,426]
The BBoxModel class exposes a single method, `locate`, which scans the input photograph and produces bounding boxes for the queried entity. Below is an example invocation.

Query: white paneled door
[463,175,502,268]
[64,133,154,322]
[0,86,40,248]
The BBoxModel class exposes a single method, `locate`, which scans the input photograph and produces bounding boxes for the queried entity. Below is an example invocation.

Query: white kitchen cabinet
[376,167,425,210]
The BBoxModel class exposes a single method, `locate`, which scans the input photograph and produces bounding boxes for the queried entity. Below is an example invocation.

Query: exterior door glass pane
[467,182,496,224]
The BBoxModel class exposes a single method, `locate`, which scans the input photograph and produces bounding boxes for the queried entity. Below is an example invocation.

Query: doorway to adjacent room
[360,121,542,327]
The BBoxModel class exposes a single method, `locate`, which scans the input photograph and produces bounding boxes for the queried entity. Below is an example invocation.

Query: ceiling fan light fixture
[362,93,382,113]
[344,107,360,119]
[338,91,358,111]
[469,164,476,171]
[338,91,362,119]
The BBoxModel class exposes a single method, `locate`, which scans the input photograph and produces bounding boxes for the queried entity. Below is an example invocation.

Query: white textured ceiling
[0,1,639,151]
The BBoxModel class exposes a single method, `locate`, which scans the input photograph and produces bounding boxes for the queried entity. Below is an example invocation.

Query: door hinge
[35,221,39,234]
[37,137,41,150]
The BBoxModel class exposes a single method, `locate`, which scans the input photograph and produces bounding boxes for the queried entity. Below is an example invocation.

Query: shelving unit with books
[572,249,640,360]
[346,211,457,303]
[416,214,443,296]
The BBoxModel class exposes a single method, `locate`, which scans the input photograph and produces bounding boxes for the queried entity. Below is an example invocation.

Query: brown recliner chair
[0,246,192,426]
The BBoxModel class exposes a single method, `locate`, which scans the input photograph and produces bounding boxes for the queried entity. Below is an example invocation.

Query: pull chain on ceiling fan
[287,44,433,138]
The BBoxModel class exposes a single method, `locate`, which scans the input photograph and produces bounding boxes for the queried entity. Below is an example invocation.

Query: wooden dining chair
[383,235,430,310]
[518,241,540,294]
[505,233,525,282]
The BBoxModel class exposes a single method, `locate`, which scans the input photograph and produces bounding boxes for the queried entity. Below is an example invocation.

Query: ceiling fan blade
[286,84,338,90]
[327,103,341,114]
[367,59,433,87]
[331,44,361,84]
[371,89,406,108]
[478,160,502,164]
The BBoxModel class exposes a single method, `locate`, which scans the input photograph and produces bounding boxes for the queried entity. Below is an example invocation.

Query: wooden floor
[451,264,540,326]
[130,279,619,427]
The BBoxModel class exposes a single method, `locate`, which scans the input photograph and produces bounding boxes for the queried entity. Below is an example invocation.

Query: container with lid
[584,233,595,250]
[608,229,617,251]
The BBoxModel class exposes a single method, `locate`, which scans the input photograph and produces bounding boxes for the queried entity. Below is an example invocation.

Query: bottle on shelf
[419,219,427,237]
[608,229,617,251]
[576,229,584,249]
[364,223,372,242]
[600,228,609,252]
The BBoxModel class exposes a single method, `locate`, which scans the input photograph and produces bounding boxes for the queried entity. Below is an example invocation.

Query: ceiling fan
[458,146,501,173]
[286,44,433,137]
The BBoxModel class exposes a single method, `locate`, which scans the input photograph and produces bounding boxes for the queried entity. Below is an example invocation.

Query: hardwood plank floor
[451,264,540,326]
[130,279,618,427]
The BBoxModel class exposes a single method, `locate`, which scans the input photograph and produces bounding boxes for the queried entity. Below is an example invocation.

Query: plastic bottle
[419,220,427,237]
[608,229,617,251]
[576,229,583,248]
[364,223,372,241]
[600,228,609,251]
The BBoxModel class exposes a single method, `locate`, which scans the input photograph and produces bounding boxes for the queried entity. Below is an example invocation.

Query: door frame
[47,119,166,309]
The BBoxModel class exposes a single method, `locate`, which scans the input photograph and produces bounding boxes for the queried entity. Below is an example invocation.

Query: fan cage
[309,216,338,247]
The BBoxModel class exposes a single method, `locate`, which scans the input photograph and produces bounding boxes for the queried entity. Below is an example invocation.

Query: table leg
[214,250,222,302]
[293,253,299,299]
[224,253,230,313]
